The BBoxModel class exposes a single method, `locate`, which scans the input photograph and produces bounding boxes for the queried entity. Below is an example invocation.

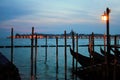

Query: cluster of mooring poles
[8,27,72,80]
[29,27,70,80]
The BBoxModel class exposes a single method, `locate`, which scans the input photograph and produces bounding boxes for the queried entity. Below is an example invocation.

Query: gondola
[70,47,120,80]
[70,48,91,67]
[100,47,114,56]
[110,47,120,57]
[70,48,120,80]
[0,52,21,80]
[100,47,114,59]
[100,46,120,56]
[100,47,120,63]
[88,47,104,63]
[70,48,104,67]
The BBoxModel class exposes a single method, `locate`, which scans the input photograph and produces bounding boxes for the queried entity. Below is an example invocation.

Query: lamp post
[102,8,111,80]
[101,8,111,64]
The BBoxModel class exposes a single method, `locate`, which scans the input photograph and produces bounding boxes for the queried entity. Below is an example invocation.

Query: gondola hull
[70,48,104,67]
[0,52,21,80]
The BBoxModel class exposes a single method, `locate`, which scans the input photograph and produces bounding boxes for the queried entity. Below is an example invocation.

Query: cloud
[0,0,39,22]
[1,7,99,27]
[0,0,120,38]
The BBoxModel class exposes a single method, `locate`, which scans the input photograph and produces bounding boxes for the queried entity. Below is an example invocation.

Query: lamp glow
[102,15,107,21]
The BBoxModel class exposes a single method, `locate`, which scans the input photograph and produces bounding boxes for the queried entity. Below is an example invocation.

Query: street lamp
[101,8,111,80]
[101,8,111,64]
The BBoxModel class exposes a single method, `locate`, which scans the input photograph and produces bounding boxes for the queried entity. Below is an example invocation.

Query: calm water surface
[0,38,119,80]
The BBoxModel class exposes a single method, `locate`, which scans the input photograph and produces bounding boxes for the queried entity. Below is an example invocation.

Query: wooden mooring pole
[31,27,34,80]
[72,31,75,70]
[76,34,78,72]
[89,35,92,60]
[56,36,59,80]
[91,32,95,64]
[103,34,107,64]
[91,32,94,52]
[89,34,93,65]
[75,34,78,80]
[35,35,38,79]
[11,28,14,63]
[103,34,109,80]
[113,36,117,80]
[64,31,67,80]
[45,35,48,64]
[56,37,58,73]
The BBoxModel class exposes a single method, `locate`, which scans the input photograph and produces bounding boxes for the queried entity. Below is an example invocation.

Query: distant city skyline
[0,0,120,38]
[9,30,120,39]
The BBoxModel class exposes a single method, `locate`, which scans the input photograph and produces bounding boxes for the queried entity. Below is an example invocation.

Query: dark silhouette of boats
[100,46,120,56]
[70,47,104,67]
[88,47,104,63]
[110,47,120,56]
[70,47,120,80]
[100,47,114,59]
[100,47,120,63]
[70,48,91,67]
[0,52,21,80]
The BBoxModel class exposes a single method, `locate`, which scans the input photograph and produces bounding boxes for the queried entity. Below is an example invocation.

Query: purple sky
[0,0,120,38]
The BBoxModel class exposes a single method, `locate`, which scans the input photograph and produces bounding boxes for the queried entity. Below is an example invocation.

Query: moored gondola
[0,52,21,80]
[70,48,104,67]
[70,47,120,80]
[100,47,114,57]
[100,47,120,63]
[110,47,120,57]
[70,48,91,67]
[88,47,104,63]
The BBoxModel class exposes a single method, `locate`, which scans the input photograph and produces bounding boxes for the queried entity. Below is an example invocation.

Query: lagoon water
[0,38,118,80]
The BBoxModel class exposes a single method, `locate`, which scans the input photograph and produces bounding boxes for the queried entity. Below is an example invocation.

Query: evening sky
[0,0,120,38]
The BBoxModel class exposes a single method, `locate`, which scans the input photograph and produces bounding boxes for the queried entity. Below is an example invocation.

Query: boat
[70,48,104,67]
[100,46,120,56]
[110,47,120,57]
[70,48,91,67]
[100,47,114,59]
[88,47,105,63]
[76,63,120,80]
[99,47,120,64]
[0,52,21,80]
[70,48,120,80]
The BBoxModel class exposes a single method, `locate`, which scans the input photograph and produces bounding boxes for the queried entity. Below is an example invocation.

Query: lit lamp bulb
[102,15,107,21]
[101,12,107,21]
